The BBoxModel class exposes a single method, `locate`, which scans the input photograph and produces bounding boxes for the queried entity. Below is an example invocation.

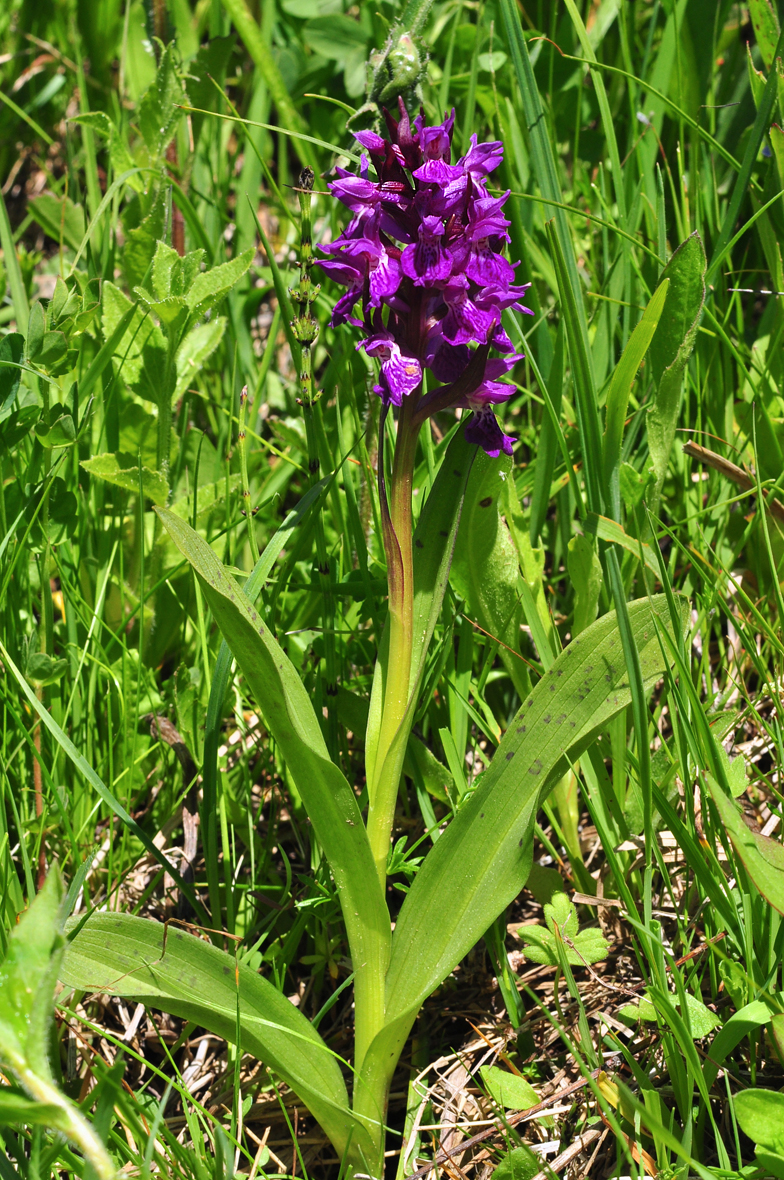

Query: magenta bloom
[318,100,532,457]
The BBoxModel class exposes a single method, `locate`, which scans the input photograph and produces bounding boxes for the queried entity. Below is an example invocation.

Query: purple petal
[442,278,498,345]
[353,129,386,154]
[427,339,471,382]
[412,159,465,185]
[464,406,516,457]
[459,134,504,177]
[400,217,453,284]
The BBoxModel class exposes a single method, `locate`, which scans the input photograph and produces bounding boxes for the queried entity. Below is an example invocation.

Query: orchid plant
[62,104,685,1179]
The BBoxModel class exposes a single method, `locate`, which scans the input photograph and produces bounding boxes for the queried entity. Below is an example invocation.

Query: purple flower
[317,100,532,454]
[359,329,422,406]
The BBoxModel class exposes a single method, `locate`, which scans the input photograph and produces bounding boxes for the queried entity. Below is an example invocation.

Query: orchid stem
[366,395,419,889]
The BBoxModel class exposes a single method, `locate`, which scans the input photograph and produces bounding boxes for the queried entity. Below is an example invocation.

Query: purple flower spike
[317,101,530,457]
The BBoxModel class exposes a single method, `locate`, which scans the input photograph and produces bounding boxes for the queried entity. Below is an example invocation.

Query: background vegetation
[1,0,784,1178]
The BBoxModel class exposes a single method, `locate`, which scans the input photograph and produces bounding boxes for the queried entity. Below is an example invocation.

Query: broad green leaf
[749,0,781,71]
[81,453,169,505]
[176,318,226,399]
[61,913,372,1164]
[380,595,688,1035]
[734,1089,784,1154]
[27,195,86,253]
[706,774,784,914]
[122,188,166,290]
[647,232,706,511]
[602,279,669,517]
[156,507,390,1070]
[185,250,254,321]
[479,1065,540,1114]
[451,449,528,697]
[152,240,182,300]
[567,534,602,635]
[135,288,189,330]
[618,991,721,1038]
[303,15,369,58]
[702,1001,771,1091]
[0,867,64,1077]
[102,281,167,401]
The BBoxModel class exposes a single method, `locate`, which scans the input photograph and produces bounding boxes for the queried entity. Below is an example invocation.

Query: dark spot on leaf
[480,812,484,818]
[586,665,593,673]
[479,496,493,508]
[605,674,611,682]
[175,931,183,940]
[527,699,533,707]
[549,683,555,691]
[557,669,563,676]
[453,469,462,477]
[570,720,576,727]
[519,838,523,847]
[439,530,448,537]
[543,714,551,724]
[415,539,424,548]
[529,760,542,776]
[223,965,231,975]
[517,725,526,734]
[506,750,515,760]
[556,713,566,724]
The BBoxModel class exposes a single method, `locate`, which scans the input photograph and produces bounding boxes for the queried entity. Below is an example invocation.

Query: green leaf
[122,188,167,290]
[516,891,609,967]
[491,1146,541,1180]
[35,411,75,448]
[479,1065,540,1113]
[0,333,24,421]
[26,302,45,361]
[185,249,254,321]
[27,195,86,253]
[618,991,721,1038]
[706,774,784,914]
[702,1001,771,1091]
[303,15,369,58]
[567,534,602,635]
[25,652,70,688]
[176,317,226,399]
[61,913,373,1164]
[152,240,183,300]
[451,449,528,696]
[749,0,781,71]
[602,279,669,517]
[155,507,390,1072]
[81,453,169,505]
[377,595,687,1045]
[734,1089,784,1154]
[101,282,167,404]
[647,232,706,510]
[0,867,64,1077]
[138,41,185,161]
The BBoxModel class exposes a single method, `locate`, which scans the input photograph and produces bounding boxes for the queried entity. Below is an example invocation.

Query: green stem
[366,395,419,888]
[238,385,259,563]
